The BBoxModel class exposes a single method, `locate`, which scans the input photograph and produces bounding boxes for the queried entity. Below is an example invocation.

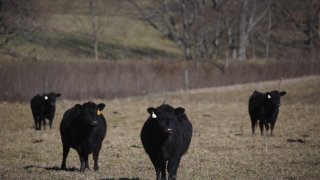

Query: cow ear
[74,104,82,109]
[253,90,259,95]
[175,107,185,114]
[280,91,286,96]
[147,107,156,115]
[56,93,61,97]
[97,103,105,111]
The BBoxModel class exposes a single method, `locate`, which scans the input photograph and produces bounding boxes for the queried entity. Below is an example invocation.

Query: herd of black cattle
[30,90,286,180]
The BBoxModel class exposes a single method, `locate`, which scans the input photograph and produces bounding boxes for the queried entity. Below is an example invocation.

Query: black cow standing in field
[30,92,61,130]
[141,104,193,180]
[60,102,107,172]
[248,90,286,136]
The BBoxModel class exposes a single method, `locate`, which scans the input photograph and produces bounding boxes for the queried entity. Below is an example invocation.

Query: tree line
[1,0,319,63]
[129,0,319,62]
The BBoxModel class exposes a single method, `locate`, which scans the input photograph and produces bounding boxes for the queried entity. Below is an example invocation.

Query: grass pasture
[0,76,319,179]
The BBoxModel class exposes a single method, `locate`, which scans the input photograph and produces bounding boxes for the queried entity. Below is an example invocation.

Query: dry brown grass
[0,76,319,180]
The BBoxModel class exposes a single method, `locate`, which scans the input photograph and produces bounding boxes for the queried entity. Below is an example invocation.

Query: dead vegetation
[1,59,319,102]
[0,76,319,179]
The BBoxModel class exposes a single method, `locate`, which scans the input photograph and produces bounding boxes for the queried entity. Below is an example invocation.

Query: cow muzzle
[164,128,173,135]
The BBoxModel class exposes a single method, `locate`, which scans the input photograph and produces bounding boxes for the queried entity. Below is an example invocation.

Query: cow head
[147,104,185,136]
[265,90,286,108]
[80,102,105,126]
[43,92,61,106]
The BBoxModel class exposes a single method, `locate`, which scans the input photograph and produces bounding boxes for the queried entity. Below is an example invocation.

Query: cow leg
[78,155,86,172]
[49,119,53,129]
[61,144,70,170]
[161,162,167,180]
[259,120,264,136]
[250,117,256,134]
[37,118,42,130]
[76,150,87,172]
[167,155,181,180]
[93,150,100,171]
[79,157,85,172]
[84,154,90,170]
[32,112,38,130]
[265,123,270,135]
[270,122,275,136]
[36,118,39,130]
[35,118,39,130]
[150,157,164,180]
[43,118,46,130]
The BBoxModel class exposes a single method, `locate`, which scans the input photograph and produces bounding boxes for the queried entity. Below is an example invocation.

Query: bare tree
[0,0,48,59]
[128,0,200,60]
[238,0,267,61]
[274,0,320,57]
[65,0,112,61]
[300,0,320,55]
[265,0,272,59]
[89,0,99,61]
[129,0,225,62]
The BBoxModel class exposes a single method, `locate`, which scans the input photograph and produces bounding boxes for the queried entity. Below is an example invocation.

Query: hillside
[1,0,318,62]
[1,0,181,61]
[0,76,319,179]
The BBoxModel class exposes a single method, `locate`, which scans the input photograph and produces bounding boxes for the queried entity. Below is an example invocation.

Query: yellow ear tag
[97,109,102,116]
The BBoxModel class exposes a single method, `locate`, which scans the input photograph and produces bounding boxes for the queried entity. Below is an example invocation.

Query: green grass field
[0,76,319,179]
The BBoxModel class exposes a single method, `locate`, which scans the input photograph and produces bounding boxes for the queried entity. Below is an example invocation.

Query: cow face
[80,102,105,126]
[265,91,286,108]
[44,93,61,106]
[147,105,185,136]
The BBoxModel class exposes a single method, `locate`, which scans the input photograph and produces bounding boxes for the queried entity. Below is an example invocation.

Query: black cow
[30,92,61,130]
[60,102,107,172]
[248,90,286,136]
[141,104,193,180]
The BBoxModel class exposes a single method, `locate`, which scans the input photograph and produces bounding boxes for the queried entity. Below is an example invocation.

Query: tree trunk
[184,46,192,60]
[89,0,99,61]
[238,0,249,61]
[94,39,98,61]
[265,1,272,59]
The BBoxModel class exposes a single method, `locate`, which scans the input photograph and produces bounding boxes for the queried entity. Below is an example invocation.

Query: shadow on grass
[24,165,141,179]
[24,165,78,172]
[287,138,306,143]
[33,33,178,60]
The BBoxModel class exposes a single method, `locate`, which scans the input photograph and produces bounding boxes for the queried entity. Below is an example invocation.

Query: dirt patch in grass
[0,76,319,179]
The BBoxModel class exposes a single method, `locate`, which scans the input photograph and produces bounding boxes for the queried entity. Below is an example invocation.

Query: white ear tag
[152,112,157,119]
[267,94,271,99]
[44,96,48,100]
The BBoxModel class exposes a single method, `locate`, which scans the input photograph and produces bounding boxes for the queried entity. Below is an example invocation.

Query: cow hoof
[80,166,86,172]
[94,166,99,171]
